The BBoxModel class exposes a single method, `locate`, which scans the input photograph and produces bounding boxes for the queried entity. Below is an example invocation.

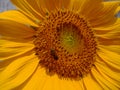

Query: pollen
[34,10,97,80]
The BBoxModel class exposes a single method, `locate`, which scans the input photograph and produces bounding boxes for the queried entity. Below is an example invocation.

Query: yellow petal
[83,73,102,90]
[97,30,120,39]
[42,0,71,12]
[93,18,120,34]
[97,47,120,71]
[97,37,120,45]
[96,19,120,45]
[11,0,46,21]
[32,0,48,17]
[95,59,120,88]
[0,39,34,61]
[79,0,102,18]
[0,10,38,27]
[91,65,119,89]
[95,18,120,39]
[90,1,120,27]
[98,45,120,54]
[21,67,49,90]
[0,53,39,90]
[41,75,84,90]
[0,20,35,39]
[68,0,84,12]
[96,31,120,45]
[20,66,84,90]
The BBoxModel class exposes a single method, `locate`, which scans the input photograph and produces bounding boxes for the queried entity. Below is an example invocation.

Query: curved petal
[66,0,84,12]
[97,37,120,45]
[20,67,49,90]
[86,46,120,89]
[91,66,119,90]
[97,47,120,72]
[83,72,103,90]
[96,32,120,45]
[41,0,71,12]
[11,0,71,21]
[96,18,120,45]
[0,20,35,39]
[0,53,39,90]
[93,18,120,34]
[0,10,38,27]
[89,1,120,27]
[78,0,102,18]
[98,45,120,54]
[96,29,120,39]
[95,60,120,88]
[11,0,45,21]
[16,66,84,90]
[0,39,34,61]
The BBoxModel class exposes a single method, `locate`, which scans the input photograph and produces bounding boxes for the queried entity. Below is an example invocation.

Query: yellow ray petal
[22,67,49,90]
[0,53,39,90]
[21,66,84,90]
[69,0,85,13]
[93,18,120,34]
[91,65,119,90]
[58,79,84,90]
[98,45,120,54]
[42,0,71,12]
[36,0,56,15]
[79,0,102,18]
[95,18,120,39]
[11,0,46,21]
[95,60,120,88]
[96,29,120,39]
[41,75,84,90]
[90,1,120,27]
[0,10,38,27]
[97,37,120,45]
[96,32,120,45]
[96,22,120,45]
[83,72,102,90]
[25,0,47,16]
[0,39,34,61]
[97,47,120,71]
[0,20,35,39]
[33,0,48,17]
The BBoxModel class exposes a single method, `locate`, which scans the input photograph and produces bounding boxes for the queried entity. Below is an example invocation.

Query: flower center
[34,10,97,80]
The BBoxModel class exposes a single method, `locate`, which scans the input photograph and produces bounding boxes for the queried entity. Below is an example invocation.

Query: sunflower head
[34,10,97,80]
[0,0,120,89]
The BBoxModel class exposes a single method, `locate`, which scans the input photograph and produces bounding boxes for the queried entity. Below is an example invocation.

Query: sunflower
[0,0,120,90]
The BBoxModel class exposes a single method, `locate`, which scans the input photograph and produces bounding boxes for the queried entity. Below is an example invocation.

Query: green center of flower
[60,25,83,54]
[34,10,97,80]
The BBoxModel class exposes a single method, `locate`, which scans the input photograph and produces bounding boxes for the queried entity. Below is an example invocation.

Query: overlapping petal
[91,66,119,90]
[97,46,120,72]
[0,20,35,38]
[11,0,71,21]
[0,0,119,90]
[0,53,39,90]
[0,39,34,61]
[18,66,84,90]
[89,1,120,27]
[0,10,38,27]
[83,73,103,90]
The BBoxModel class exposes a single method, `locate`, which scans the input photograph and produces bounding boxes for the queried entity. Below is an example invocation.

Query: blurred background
[0,0,16,12]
